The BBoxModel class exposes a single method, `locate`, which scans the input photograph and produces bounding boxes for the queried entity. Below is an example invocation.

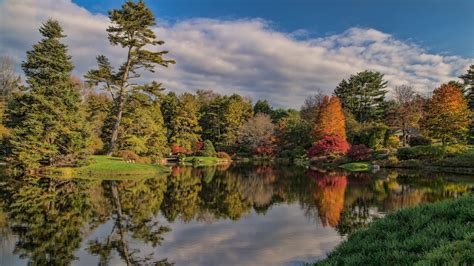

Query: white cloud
[0,0,472,108]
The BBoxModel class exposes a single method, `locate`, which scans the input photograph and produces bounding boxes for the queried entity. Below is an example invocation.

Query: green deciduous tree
[85,0,174,155]
[459,65,474,144]
[5,20,90,169]
[169,93,201,150]
[334,70,388,123]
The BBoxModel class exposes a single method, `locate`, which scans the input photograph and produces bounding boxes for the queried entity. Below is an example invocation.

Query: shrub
[396,145,444,160]
[409,135,432,146]
[347,144,372,161]
[351,124,389,150]
[385,135,401,149]
[444,144,469,157]
[170,143,190,155]
[307,136,350,158]
[199,140,216,157]
[114,150,140,162]
[216,151,232,161]
[253,146,274,155]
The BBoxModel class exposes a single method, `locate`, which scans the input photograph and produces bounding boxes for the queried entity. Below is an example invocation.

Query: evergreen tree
[85,0,174,155]
[459,65,474,143]
[161,92,179,140]
[253,99,273,115]
[169,93,202,150]
[200,140,217,157]
[0,57,20,123]
[5,20,90,169]
[334,70,388,123]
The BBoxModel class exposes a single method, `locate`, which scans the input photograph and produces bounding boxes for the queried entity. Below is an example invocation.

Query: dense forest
[0,0,472,172]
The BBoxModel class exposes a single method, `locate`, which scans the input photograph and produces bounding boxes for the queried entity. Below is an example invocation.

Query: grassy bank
[314,193,474,265]
[182,156,230,167]
[339,162,371,172]
[55,155,170,179]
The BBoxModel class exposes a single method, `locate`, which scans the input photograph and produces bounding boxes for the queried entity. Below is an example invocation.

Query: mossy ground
[339,162,371,172]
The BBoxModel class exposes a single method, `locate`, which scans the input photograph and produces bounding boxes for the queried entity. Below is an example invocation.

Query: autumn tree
[85,0,174,155]
[386,85,424,146]
[420,83,471,144]
[5,20,90,169]
[238,113,275,154]
[335,71,388,123]
[169,93,202,150]
[312,96,346,140]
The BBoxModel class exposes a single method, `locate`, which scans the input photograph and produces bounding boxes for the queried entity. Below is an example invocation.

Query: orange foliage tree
[420,84,472,144]
[312,96,346,141]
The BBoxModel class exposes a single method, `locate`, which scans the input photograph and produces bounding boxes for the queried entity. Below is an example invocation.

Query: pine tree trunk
[107,99,124,156]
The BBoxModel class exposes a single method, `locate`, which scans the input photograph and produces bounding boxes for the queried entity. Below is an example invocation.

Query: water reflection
[0,165,472,265]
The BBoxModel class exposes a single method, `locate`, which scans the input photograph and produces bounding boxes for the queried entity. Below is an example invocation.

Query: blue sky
[72,0,474,57]
[0,0,473,107]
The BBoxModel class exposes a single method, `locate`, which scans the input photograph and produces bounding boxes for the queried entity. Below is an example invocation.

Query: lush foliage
[4,20,90,169]
[408,135,432,146]
[420,83,471,144]
[307,136,350,157]
[335,70,388,123]
[347,144,372,161]
[314,193,474,265]
[312,96,346,140]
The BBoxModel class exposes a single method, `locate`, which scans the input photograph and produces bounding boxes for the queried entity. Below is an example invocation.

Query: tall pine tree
[459,65,474,144]
[334,70,388,123]
[85,0,174,155]
[5,19,90,169]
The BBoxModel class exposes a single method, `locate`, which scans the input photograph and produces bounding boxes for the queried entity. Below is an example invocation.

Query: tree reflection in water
[0,164,471,265]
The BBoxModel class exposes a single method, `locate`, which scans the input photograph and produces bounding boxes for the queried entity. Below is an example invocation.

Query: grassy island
[314,193,474,265]
[55,155,170,179]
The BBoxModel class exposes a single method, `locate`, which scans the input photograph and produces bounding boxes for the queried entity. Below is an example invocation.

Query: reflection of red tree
[255,166,276,183]
[309,170,347,227]
[171,166,185,177]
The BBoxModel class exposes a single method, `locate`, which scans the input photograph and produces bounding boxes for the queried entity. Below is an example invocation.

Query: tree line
[0,0,472,170]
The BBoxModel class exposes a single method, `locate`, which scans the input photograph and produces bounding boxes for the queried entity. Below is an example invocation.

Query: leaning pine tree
[5,19,90,169]
[85,0,175,155]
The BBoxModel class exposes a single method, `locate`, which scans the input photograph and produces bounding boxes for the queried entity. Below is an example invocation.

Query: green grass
[339,162,371,172]
[433,148,474,168]
[55,155,170,179]
[183,156,228,167]
[314,193,474,265]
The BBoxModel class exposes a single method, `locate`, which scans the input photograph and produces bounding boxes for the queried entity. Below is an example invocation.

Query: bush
[279,146,307,159]
[409,135,432,146]
[444,144,469,157]
[385,135,401,149]
[114,150,140,162]
[200,140,217,157]
[351,124,389,150]
[308,136,350,158]
[347,144,372,161]
[216,151,232,161]
[396,145,444,160]
[170,143,190,155]
[253,146,274,156]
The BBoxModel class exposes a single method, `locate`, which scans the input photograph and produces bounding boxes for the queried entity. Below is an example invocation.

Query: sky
[0,0,473,108]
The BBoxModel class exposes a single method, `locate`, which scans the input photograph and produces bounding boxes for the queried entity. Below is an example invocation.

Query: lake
[0,163,472,266]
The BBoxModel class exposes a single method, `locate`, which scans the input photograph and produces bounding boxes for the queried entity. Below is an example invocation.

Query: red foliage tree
[347,144,372,161]
[307,135,350,157]
[253,146,274,156]
[170,143,191,154]
[312,96,346,140]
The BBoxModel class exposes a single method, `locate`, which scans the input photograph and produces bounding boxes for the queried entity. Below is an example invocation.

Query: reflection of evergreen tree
[88,178,171,265]
[162,167,202,222]
[0,177,92,265]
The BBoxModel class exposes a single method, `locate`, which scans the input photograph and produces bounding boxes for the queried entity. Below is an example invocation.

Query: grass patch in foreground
[56,155,170,179]
[339,162,371,172]
[314,193,474,265]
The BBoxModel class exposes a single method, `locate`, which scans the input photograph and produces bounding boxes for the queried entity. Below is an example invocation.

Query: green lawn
[314,193,474,265]
[183,156,229,167]
[55,155,170,179]
[339,162,371,172]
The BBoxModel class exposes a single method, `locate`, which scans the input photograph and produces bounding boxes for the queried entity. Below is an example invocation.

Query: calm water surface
[0,164,472,266]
